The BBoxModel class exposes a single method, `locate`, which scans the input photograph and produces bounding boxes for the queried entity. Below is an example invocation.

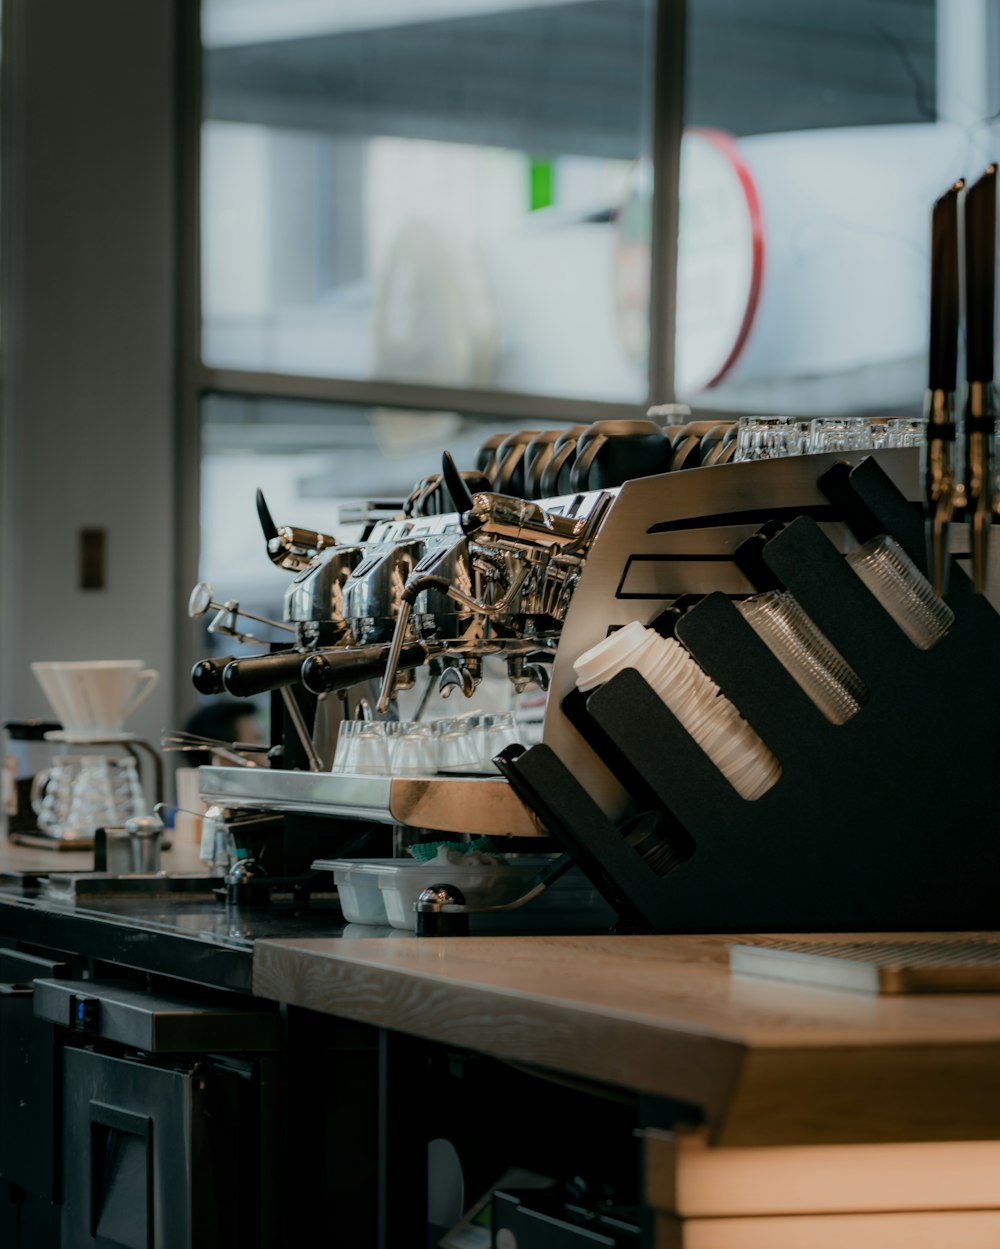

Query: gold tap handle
[965,382,995,593]
[923,388,957,597]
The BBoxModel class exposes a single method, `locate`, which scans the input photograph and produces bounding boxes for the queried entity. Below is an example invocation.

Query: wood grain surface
[655,1210,1000,1249]
[645,1132,1000,1214]
[253,932,1000,1144]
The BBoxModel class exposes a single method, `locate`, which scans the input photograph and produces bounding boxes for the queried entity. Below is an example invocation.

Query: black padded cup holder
[503,457,1000,933]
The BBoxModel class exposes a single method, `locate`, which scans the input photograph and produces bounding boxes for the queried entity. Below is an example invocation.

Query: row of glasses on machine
[734,415,927,462]
[331,711,520,777]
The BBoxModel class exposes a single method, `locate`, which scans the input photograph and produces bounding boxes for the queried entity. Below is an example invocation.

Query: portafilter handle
[301,641,432,696]
[221,650,309,698]
[191,654,241,696]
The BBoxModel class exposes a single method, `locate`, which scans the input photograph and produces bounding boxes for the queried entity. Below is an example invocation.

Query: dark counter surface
[0,838,348,992]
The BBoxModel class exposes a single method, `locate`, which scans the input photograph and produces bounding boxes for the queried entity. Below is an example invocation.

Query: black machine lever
[441,450,475,517]
[256,487,279,543]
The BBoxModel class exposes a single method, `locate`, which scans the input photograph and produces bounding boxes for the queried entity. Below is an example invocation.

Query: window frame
[175,0,685,684]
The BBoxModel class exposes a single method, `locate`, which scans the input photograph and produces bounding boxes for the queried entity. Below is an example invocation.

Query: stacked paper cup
[574,622,780,800]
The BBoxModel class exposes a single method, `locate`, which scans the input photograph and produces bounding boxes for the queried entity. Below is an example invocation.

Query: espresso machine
[189,170,1000,935]
[190,426,1000,926]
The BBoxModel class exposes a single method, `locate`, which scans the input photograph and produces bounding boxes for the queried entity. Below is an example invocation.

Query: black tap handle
[929,180,963,392]
[222,650,305,698]
[256,488,279,543]
[191,654,240,696]
[965,166,997,385]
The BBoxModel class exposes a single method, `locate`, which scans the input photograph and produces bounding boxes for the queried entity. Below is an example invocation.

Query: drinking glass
[433,715,482,773]
[475,711,520,770]
[734,416,809,462]
[807,417,870,454]
[331,720,390,774]
[884,418,926,448]
[846,535,954,650]
[738,591,867,724]
[385,721,436,776]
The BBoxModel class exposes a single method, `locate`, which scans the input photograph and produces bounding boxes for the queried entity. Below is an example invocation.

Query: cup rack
[496,457,1000,933]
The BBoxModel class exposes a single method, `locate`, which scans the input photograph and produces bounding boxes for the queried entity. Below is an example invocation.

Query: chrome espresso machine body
[193,443,988,882]
[193,454,616,841]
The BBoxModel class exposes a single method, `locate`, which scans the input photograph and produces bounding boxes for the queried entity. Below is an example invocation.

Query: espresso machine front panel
[543,448,932,820]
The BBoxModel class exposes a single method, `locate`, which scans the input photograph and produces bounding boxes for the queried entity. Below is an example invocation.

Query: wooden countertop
[253,932,1000,1147]
[6,834,998,1147]
[0,837,206,876]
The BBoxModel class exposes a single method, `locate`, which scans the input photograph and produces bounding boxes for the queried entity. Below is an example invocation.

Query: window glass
[675,0,985,417]
[201,0,654,402]
[199,393,551,622]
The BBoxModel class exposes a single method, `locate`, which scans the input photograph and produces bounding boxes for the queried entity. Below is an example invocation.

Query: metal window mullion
[175,0,204,730]
[195,365,643,423]
[647,0,686,406]
[0,0,26,718]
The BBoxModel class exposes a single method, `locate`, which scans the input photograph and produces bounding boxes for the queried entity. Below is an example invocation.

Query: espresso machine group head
[373,452,611,712]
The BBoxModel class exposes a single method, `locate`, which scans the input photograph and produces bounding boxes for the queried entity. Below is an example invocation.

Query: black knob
[414,883,469,937]
[256,488,278,542]
[191,655,238,695]
[226,858,270,908]
[441,451,475,515]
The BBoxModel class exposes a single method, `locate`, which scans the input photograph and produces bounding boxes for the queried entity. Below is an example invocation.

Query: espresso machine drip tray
[198,766,546,838]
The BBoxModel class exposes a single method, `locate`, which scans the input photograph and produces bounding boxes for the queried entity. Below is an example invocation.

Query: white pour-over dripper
[31,660,159,741]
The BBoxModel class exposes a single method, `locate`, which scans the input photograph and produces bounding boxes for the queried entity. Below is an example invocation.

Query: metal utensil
[160,735,264,768]
[187,580,294,639]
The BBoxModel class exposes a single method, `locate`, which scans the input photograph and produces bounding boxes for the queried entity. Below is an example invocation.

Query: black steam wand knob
[441,451,477,532]
[256,488,278,543]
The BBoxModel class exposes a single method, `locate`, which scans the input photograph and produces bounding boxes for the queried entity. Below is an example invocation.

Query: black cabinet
[0,960,281,1249]
[61,1046,276,1249]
